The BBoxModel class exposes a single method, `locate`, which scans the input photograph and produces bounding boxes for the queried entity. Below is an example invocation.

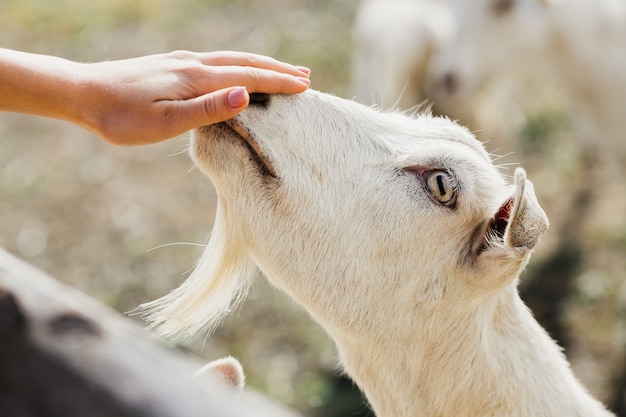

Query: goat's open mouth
[489,197,515,242]
[222,118,277,178]
[474,196,515,256]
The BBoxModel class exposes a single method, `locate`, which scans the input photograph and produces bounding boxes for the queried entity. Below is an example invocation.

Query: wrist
[68,62,107,136]
[0,49,85,125]
[70,61,138,144]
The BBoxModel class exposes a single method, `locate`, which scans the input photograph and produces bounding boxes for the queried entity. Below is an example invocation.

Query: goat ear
[504,168,549,250]
[194,356,245,392]
[473,168,549,258]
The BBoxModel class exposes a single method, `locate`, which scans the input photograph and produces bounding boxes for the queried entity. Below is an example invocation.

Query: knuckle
[232,51,258,64]
[203,96,220,120]
[244,67,264,91]
[166,50,195,61]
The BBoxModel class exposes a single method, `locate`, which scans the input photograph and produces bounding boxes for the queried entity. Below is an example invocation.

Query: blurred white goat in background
[352,0,455,110]
[426,0,626,162]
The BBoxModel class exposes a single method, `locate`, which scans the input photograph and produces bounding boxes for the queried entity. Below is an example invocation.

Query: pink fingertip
[227,87,249,108]
[296,66,311,76]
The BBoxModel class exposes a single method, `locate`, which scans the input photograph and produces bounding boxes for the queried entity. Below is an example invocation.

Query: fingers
[169,86,251,131]
[230,67,311,94]
[162,50,310,99]
[224,86,250,110]
[113,51,312,145]
[194,65,311,96]
[199,86,250,124]
[192,51,311,95]
[196,51,311,78]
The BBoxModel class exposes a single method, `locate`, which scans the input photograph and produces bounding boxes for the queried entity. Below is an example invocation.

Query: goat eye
[424,170,457,206]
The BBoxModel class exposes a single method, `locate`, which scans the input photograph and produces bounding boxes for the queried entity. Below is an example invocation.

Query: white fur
[142,90,613,417]
[195,356,245,393]
[426,0,626,158]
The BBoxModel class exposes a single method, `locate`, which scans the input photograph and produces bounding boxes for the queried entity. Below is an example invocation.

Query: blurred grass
[0,0,357,95]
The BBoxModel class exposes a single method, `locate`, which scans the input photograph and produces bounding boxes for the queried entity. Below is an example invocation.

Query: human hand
[74,51,311,145]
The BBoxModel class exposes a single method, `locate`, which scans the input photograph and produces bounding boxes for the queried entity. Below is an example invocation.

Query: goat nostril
[249,93,271,107]
[442,73,458,95]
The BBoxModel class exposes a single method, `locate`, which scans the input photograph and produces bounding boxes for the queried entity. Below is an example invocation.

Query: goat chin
[140,90,613,417]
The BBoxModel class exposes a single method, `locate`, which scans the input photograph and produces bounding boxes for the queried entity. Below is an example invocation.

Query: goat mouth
[489,197,515,241]
[222,118,277,178]
[473,197,515,256]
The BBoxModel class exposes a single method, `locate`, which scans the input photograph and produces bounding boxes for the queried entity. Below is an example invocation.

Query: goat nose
[442,72,458,96]
[248,93,271,108]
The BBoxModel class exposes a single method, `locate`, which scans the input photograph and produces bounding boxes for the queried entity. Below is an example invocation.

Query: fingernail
[227,87,248,108]
[298,77,311,86]
[296,66,311,76]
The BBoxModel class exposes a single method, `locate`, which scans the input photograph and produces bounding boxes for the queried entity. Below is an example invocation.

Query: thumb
[193,86,250,126]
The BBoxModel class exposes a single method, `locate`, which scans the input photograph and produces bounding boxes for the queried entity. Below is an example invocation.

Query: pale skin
[0,48,311,145]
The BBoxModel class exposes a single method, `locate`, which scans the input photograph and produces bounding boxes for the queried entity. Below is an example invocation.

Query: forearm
[0,48,84,124]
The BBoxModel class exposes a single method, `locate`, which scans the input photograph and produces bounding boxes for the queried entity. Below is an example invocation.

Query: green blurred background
[1,0,625,415]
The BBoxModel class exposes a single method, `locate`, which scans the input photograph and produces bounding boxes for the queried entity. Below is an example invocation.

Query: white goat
[351,0,508,143]
[352,0,455,110]
[142,90,614,417]
[426,0,626,159]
